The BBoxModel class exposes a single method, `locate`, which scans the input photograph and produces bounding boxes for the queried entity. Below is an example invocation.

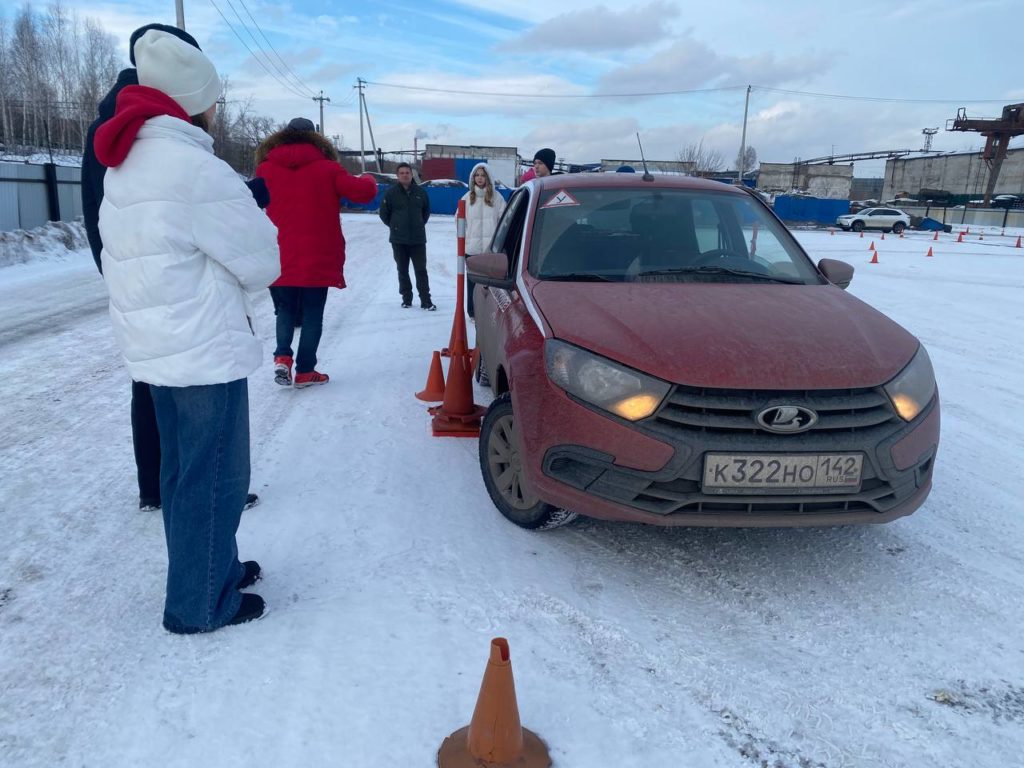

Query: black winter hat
[533,148,556,173]
[129,24,201,66]
[287,117,316,132]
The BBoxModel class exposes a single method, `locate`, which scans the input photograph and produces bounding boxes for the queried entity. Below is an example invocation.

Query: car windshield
[528,187,822,284]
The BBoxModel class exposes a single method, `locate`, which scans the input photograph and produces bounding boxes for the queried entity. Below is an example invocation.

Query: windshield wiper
[541,273,616,282]
[636,266,804,284]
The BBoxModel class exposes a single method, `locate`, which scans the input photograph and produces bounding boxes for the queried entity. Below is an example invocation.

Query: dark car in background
[468,175,939,530]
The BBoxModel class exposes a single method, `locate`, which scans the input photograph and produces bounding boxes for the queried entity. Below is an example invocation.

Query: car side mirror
[466,252,515,291]
[818,258,854,289]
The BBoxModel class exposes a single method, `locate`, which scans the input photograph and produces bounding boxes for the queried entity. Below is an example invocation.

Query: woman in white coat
[94,30,280,634]
[461,162,506,318]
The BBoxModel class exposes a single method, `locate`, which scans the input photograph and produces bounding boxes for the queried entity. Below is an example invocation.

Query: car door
[476,188,530,391]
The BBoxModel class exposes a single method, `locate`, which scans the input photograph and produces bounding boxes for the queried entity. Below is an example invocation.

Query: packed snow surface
[1,216,1022,767]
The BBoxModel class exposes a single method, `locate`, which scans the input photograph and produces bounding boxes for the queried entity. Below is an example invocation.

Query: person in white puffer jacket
[461,162,506,318]
[94,29,279,634]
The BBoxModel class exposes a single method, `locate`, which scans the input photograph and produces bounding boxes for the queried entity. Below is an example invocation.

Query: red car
[468,174,939,529]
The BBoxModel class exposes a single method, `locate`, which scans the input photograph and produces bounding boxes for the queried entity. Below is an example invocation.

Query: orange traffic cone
[881,232,886,240]
[899,232,904,239]
[438,638,551,768]
[933,231,939,241]
[415,350,446,402]
[957,232,964,243]
[859,231,864,238]
[429,318,486,437]
[926,247,933,257]
[1016,236,1022,248]
[868,241,875,251]
[869,250,879,264]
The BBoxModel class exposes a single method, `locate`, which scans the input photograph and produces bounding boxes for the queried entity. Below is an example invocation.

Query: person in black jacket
[82,23,261,512]
[379,163,434,310]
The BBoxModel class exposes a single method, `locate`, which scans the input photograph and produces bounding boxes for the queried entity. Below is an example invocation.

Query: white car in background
[836,207,911,234]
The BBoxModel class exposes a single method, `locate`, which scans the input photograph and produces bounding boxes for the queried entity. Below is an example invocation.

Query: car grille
[651,384,900,437]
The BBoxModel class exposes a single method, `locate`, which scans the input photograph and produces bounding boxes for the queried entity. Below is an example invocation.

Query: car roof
[531,173,749,196]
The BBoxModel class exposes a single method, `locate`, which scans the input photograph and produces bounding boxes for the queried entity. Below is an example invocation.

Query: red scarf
[94,85,192,168]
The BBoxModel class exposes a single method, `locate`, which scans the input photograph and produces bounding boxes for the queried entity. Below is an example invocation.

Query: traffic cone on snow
[869,250,879,264]
[438,638,551,768]
[868,241,875,251]
[859,231,864,238]
[881,232,886,240]
[926,246,933,257]
[957,232,964,243]
[933,231,939,241]
[829,228,834,235]
[415,351,446,402]
[429,315,485,437]
[1016,236,1022,248]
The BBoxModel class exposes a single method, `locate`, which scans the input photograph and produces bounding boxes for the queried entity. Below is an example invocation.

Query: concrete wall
[882,148,1024,201]
[758,162,853,199]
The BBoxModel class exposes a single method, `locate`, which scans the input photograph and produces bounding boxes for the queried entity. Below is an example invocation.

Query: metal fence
[0,162,83,232]
[897,205,1024,230]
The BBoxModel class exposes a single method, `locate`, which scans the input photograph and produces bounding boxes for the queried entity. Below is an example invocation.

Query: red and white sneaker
[274,355,293,386]
[294,370,329,388]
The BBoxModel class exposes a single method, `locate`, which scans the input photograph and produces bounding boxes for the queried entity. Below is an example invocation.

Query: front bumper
[518,378,939,527]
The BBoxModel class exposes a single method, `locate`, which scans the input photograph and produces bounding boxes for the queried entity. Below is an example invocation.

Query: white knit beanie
[134,29,221,116]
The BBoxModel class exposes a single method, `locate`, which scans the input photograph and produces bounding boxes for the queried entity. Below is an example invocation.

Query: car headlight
[545,339,670,421]
[884,345,936,421]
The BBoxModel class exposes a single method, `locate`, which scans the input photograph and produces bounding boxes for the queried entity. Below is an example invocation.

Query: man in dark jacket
[379,163,434,310]
[82,23,260,512]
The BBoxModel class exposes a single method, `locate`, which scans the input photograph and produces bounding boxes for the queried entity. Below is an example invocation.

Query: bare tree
[735,145,757,176]
[677,138,724,175]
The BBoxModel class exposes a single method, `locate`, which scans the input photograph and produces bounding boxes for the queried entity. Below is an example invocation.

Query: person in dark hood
[254,118,377,387]
[81,24,262,514]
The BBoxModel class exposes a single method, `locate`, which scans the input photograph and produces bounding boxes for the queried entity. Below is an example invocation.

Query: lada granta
[467,174,939,530]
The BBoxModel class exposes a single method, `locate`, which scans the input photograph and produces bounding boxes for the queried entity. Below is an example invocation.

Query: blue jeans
[150,379,250,633]
[270,286,328,374]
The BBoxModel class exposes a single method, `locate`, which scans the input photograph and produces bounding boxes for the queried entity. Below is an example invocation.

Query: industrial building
[881,148,1024,203]
[420,144,519,187]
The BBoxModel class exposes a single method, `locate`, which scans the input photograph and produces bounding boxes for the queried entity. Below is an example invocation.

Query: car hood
[530,282,919,389]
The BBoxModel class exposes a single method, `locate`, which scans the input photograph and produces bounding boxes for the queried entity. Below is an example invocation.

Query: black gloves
[245,177,270,209]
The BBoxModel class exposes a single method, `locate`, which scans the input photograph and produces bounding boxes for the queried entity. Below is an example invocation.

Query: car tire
[851,221,865,232]
[478,393,578,531]
[475,350,489,387]
[892,222,906,235]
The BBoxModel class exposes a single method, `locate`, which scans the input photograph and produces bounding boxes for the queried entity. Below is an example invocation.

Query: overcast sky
[26,0,1021,177]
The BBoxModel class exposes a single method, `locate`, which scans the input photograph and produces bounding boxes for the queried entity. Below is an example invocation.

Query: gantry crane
[947,103,1024,206]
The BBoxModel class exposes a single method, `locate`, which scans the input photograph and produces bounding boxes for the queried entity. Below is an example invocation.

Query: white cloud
[501,2,678,51]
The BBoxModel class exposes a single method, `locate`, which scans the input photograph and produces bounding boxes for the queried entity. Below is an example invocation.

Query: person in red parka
[255,117,377,387]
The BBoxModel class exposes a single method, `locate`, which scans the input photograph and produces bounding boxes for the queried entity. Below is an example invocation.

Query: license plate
[702,453,863,494]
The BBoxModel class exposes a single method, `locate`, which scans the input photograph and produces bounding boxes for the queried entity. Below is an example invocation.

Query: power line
[207,0,311,100]
[751,86,1011,105]
[362,79,1012,106]
[362,80,746,99]
[221,0,313,99]
[234,0,317,98]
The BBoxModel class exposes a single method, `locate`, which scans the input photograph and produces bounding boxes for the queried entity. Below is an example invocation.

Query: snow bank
[0,218,89,268]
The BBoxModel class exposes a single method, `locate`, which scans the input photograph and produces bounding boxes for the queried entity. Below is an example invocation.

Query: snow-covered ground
[1,216,1022,768]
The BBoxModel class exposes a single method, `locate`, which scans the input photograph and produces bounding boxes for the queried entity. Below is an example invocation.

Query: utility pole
[312,90,330,135]
[175,0,185,29]
[357,78,381,172]
[737,84,751,186]
[356,80,365,172]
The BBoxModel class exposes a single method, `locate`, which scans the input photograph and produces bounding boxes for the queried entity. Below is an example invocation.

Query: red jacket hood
[531,282,920,389]
[93,86,191,168]
[264,143,325,170]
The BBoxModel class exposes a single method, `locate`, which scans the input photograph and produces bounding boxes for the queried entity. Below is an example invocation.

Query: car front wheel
[852,220,865,232]
[892,222,906,234]
[479,393,578,530]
